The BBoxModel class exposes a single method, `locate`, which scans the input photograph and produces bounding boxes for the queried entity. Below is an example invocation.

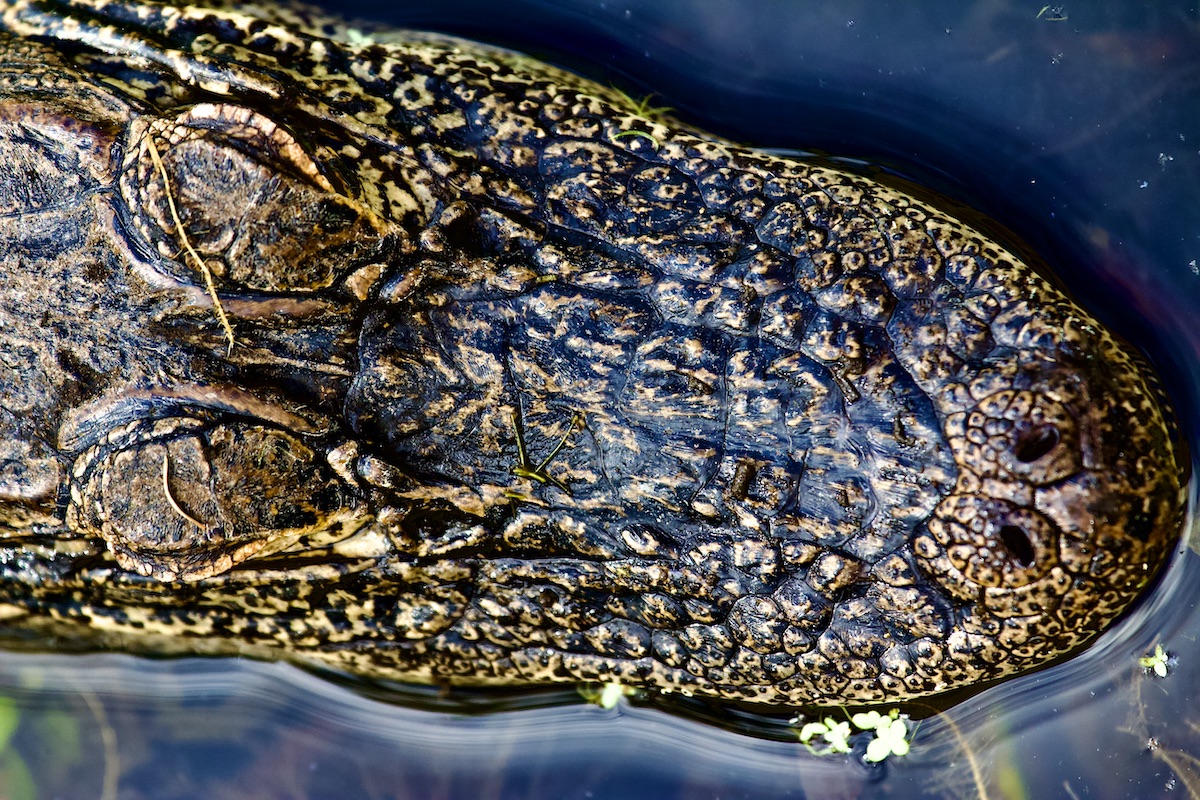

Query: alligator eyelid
[57,387,331,453]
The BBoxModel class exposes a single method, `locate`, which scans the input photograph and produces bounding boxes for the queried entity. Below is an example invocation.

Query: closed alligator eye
[1014,424,1060,463]
[999,524,1036,568]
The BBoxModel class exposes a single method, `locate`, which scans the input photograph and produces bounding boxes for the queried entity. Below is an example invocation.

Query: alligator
[0,0,1186,708]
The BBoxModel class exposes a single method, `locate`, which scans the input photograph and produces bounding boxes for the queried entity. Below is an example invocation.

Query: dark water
[4,1,1200,798]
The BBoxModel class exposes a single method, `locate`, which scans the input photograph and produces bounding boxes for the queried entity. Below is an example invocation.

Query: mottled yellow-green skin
[0,0,1185,707]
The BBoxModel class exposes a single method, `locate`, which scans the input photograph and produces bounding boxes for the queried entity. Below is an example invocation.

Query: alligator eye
[999,524,1036,567]
[121,103,384,294]
[1014,424,1060,463]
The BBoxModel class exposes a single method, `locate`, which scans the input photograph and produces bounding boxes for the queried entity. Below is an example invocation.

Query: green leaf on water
[1139,644,1172,678]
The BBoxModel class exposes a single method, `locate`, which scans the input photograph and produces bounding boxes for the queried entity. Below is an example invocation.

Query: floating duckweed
[794,708,913,762]
[580,682,637,709]
[1139,644,1172,678]
[853,710,911,763]
[796,717,852,754]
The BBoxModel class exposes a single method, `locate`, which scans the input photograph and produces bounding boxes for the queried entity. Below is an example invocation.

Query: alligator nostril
[999,524,1036,568]
[1014,424,1060,463]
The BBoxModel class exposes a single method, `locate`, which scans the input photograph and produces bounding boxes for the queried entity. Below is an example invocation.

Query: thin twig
[145,134,236,354]
[161,453,206,529]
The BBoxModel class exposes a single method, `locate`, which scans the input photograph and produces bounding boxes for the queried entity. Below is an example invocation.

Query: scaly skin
[0,0,1185,706]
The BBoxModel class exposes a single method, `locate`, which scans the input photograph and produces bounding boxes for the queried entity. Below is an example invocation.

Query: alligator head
[0,0,1185,707]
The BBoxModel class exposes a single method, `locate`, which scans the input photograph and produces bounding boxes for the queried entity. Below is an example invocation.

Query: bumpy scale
[0,0,1185,706]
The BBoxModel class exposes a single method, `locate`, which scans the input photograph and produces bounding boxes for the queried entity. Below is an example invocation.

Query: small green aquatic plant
[796,717,853,754]
[1139,644,1173,678]
[851,709,912,762]
[580,681,638,709]
[607,88,670,149]
[793,708,913,762]
[610,90,673,122]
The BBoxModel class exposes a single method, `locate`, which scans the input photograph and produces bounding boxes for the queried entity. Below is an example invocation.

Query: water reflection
[4,1,1200,798]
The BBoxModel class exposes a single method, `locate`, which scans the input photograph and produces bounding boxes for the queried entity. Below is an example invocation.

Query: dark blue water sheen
[4,1,1200,799]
